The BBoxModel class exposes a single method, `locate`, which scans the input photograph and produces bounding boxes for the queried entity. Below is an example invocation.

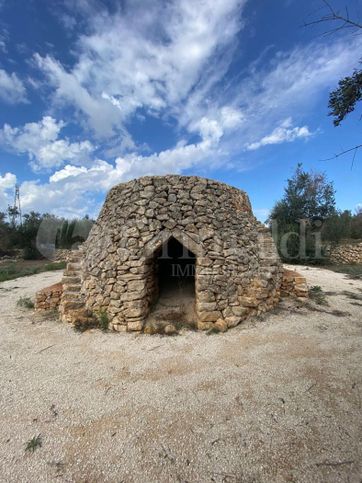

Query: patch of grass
[309,285,328,305]
[324,264,362,280]
[25,434,42,453]
[0,265,39,282]
[96,310,109,332]
[0,260,66,282]
[43,261,66,271]
[17,296,34,309]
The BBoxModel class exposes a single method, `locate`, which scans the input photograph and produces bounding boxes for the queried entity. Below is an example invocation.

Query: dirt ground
[0,265,361,482]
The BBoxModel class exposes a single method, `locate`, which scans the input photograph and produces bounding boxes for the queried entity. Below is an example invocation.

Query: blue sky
[0,0,361,221]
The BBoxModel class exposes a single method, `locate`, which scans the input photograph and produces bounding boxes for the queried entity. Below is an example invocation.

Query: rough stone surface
[281,269,308,298]
[324,240,362,264]
[53,248,74,263]
[59,175,283,331]
[35,282,63,311]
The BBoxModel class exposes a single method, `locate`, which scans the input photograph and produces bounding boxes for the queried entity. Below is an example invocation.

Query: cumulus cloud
[0,125,225,217]
[35,0,246,138]
[3,0,362,217]
[245,118,312,151]
[0,116,94,171]
[33,0,362,155]
[50,122,224,188]
[34,55,124,138]
[0,172,16,190]
[0,69,27,104]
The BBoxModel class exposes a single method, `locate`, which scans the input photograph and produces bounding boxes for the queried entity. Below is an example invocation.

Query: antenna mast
[9,184,22,226]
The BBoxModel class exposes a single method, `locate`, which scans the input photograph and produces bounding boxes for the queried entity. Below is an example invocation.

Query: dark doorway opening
[147,237,196,330]
[157,237,195,296]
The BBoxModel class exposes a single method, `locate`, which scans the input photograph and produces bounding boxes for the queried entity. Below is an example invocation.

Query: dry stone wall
[324,240,362,264]
[35,283,63,311]
[281,269,308,298]
[53,249,74,263]
[61,175,283,332]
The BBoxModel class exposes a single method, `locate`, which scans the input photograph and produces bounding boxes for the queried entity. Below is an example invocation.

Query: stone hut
[59,175,283,332]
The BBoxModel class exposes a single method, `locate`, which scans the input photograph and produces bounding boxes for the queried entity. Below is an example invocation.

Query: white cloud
[0,172,16,211]
[0,124,225,217]
[51,123,223,188]
[33,0,362,161]
[232,38,362,150]
[3,2,362,218]
[0,172,16,190]
[0,69,27,104]
[245,118,312,151]
[35,0,246,138]
[34,55,124,138]
[0,116,94,171]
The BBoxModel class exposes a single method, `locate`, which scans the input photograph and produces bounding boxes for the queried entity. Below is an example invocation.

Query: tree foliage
[269,164,336,262]
[305,1,362,160]
[322,209,362,242]
[329,69,362,126]
[270,164,362,261]
[269,163,336,225]
[0,211,94,259]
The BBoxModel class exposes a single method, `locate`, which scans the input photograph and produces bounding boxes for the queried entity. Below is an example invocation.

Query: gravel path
[0,267,361,482]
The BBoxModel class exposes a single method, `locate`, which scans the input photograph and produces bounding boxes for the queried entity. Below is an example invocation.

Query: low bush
[309,285,328,305]
[16,296,34,309]
[25,435,42,452]
[96,310,110,332]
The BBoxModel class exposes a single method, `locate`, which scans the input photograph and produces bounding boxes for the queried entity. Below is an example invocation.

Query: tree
[269,164,336,261]
[329,69,362,126]
[351,208,362,238]
[0,212,11,255]
[305,1,362,160]
[55,217,94,249]
[19,212,44,259]
[270,164,336,223]
[321,209,352,242]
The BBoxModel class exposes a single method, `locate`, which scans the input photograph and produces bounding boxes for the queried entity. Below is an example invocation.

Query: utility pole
[8,184,22,226]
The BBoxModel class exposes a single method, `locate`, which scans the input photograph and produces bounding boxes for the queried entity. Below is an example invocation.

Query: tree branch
[320,144,362,162]
[304,0,362,32]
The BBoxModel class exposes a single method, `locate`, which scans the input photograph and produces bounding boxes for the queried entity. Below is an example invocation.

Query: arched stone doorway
[144,230,200,329]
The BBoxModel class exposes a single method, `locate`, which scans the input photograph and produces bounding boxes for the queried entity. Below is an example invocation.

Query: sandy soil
[0,266,361,482]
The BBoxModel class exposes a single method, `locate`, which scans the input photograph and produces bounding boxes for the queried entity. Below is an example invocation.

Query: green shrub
[25,434,42,452]
[17,296,34,309]
[309,285,328,305]
[96,310,109,332]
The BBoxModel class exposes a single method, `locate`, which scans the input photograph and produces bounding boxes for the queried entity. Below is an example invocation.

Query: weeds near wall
[17,296,34,309]
[309,286,328,305]
[96,310,109,332]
